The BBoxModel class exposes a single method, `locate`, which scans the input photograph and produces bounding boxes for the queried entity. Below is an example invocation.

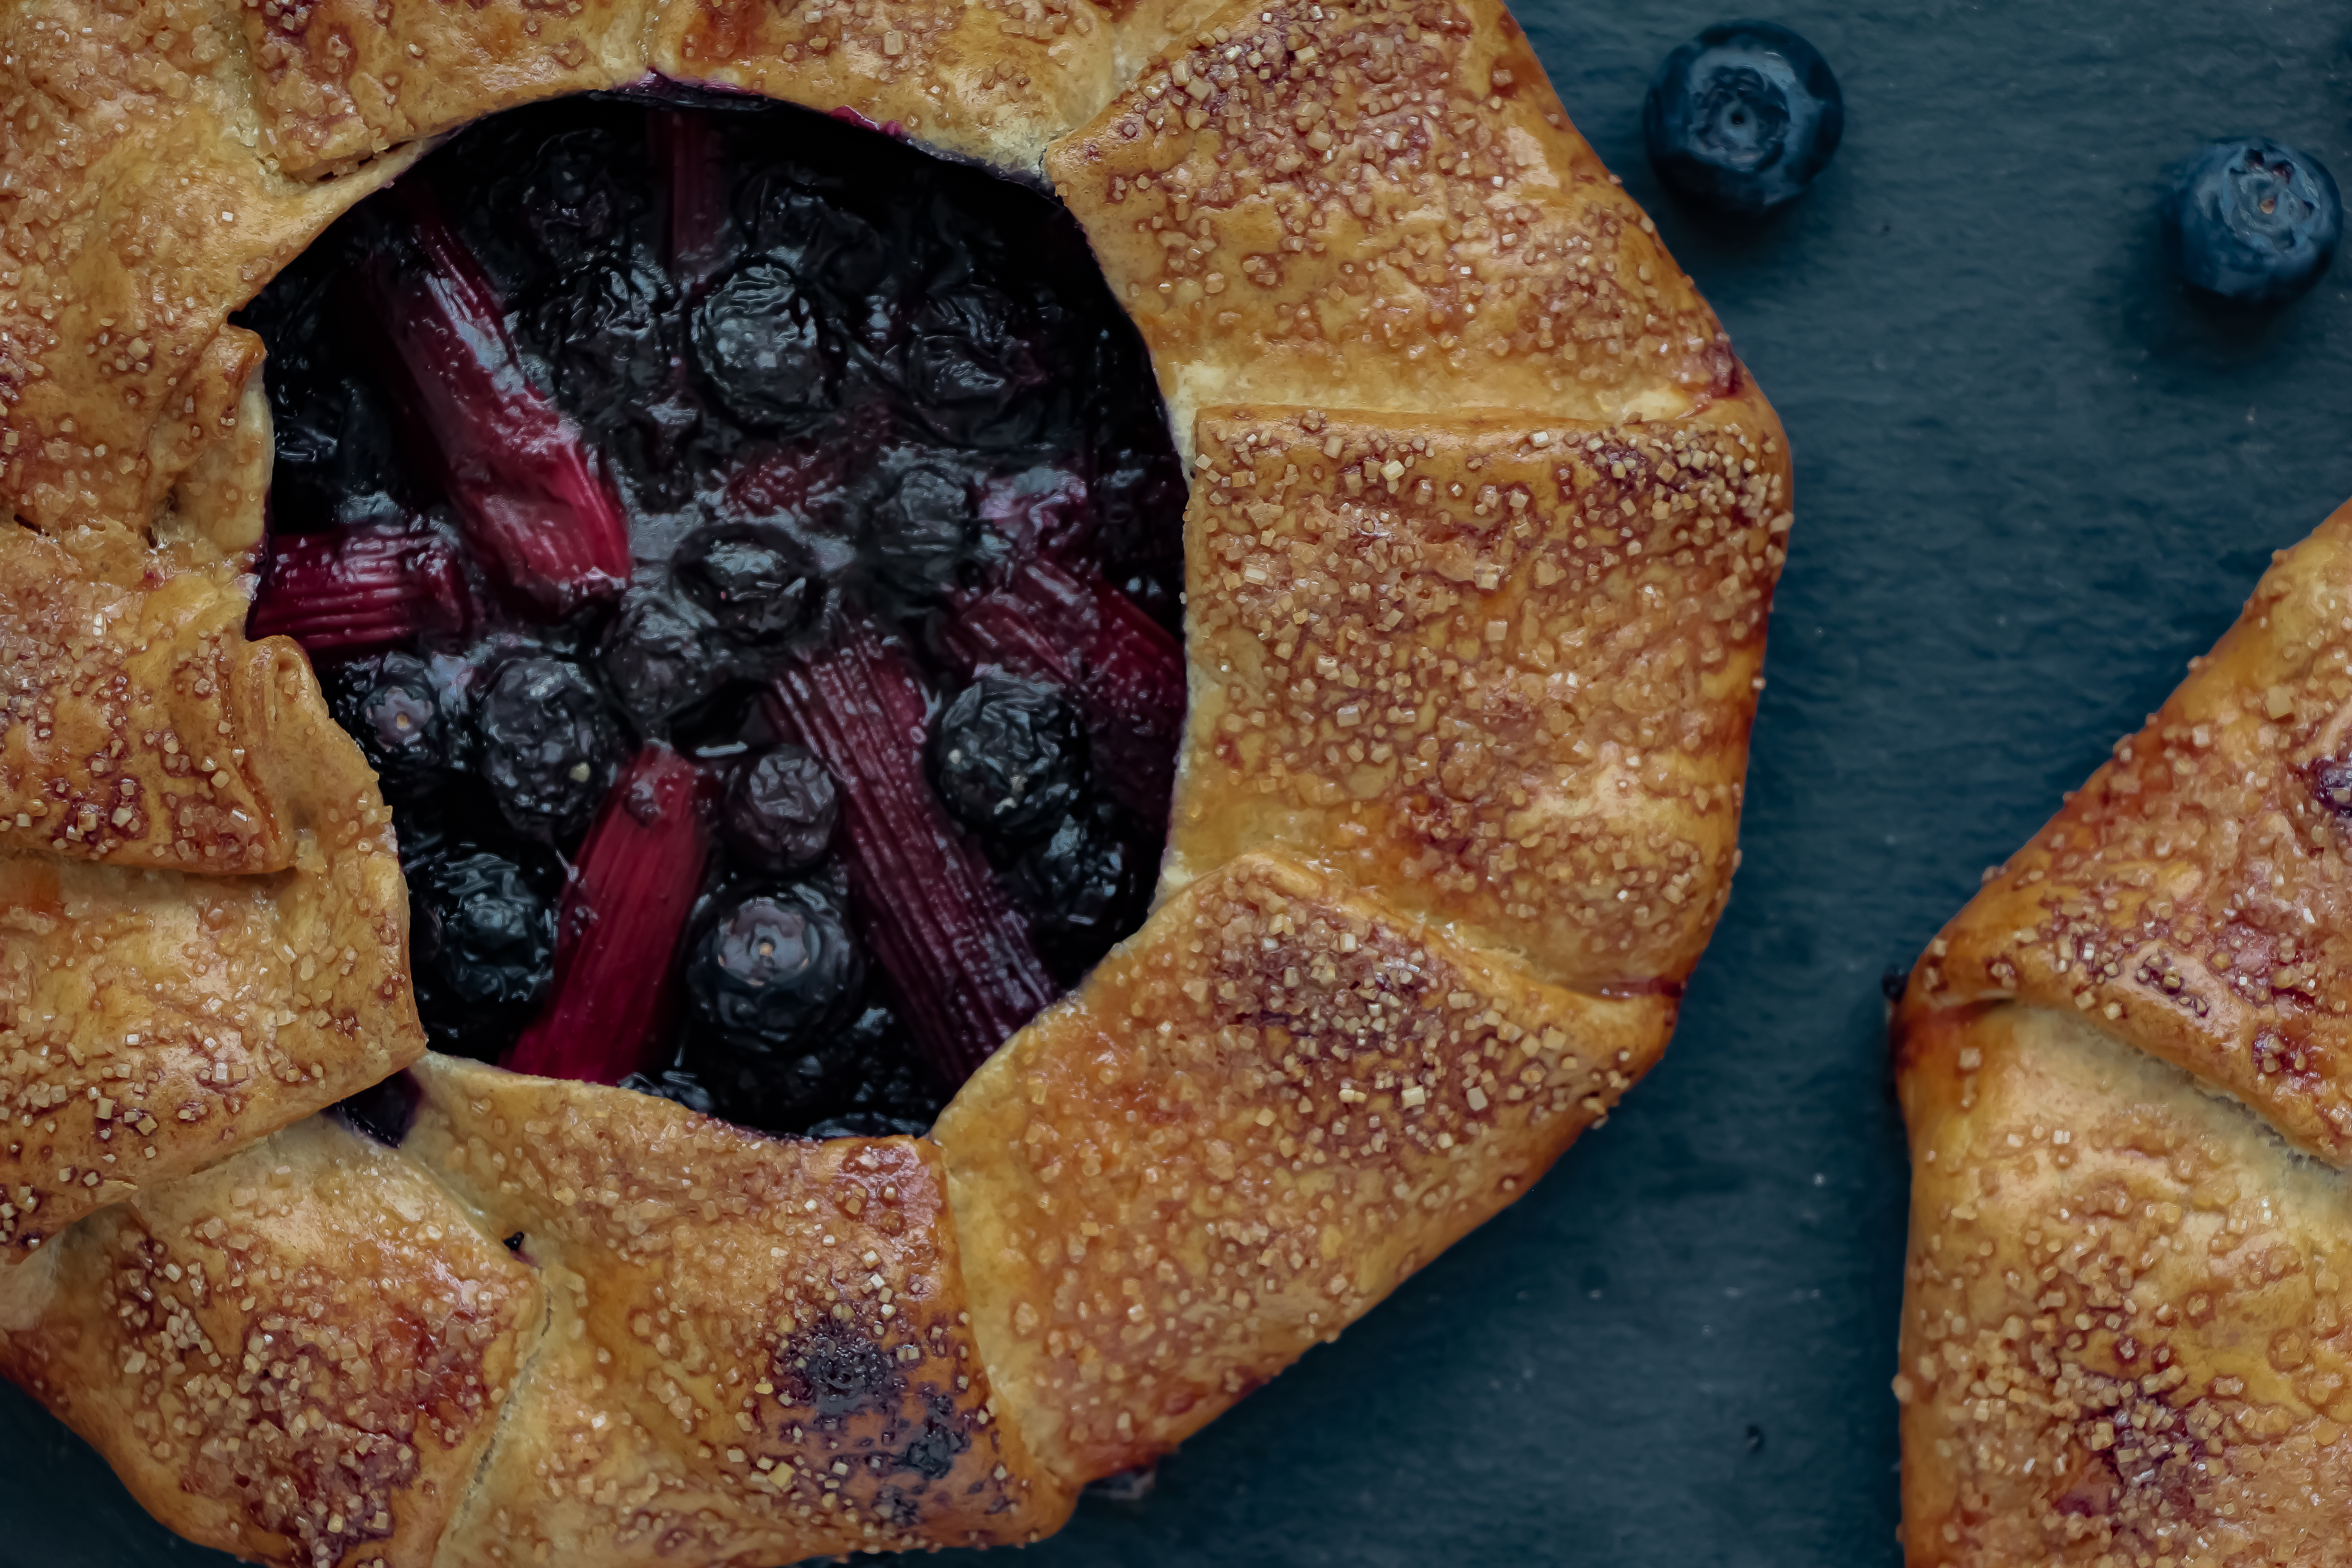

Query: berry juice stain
[241,91,1188,1136]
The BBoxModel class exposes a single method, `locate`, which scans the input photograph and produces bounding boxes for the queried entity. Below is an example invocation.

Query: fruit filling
[240,92,1188,1137]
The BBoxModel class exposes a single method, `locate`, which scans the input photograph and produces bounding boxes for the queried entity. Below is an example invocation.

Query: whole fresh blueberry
[1644,22,1842,215]
[2163,138,2342,305]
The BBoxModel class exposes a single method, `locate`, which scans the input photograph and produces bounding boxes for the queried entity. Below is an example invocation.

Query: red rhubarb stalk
[765,617,1058,1082]
[655,109,732,300]
[506,745,709,1084]
[940,558,1186,826]
[355,182,633,617]
[246,524,467,657]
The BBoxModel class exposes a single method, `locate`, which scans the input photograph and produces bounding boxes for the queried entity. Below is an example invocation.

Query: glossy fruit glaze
[237,89,1188,1138]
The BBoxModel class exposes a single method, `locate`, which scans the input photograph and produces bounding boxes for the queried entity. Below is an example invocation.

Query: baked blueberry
[600,590,717,735]
[688,887,864,1053]
[692,260,840,430]
[410,849,558,1056]
[931,673,1086,840]
[2164,138,2342,304]
[326,651,450,788]
[480,124,648,289]
[1008,804,1140,967]
[1644,22,1842,215]
[739,181,896,308]
[675,522,822,644]
[902,284,1051,448]
[527,254,687,445]
[475,655,620,841]
[866,461,977,597]
[724,745,840,873]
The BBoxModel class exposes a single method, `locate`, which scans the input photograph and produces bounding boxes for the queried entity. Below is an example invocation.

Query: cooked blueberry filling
[242,93,1185,1137]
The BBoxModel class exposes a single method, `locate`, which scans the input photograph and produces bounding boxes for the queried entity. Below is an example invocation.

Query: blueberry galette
[0,0,1789,1560]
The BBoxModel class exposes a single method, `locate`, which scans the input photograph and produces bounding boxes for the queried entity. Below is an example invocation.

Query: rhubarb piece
[354,182,633,617]
[505,745,710,1084]
[765,618,1058,1082]
[247,522,468,657]
[655,108,734,299]
[939,558,1186,825]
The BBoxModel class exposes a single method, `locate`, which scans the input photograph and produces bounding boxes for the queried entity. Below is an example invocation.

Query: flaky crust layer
[0,0,1788,1559]
[1897,502,2352,1562]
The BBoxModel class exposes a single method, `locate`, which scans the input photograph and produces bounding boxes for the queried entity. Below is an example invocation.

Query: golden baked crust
[0,0,1790,1557]
[1046,0,1738,449]
[0,1113,539,1568]
[404,1057,1073,1564]
[933,850,1671,1482]
[0,1061,1074,1564]
[0,539,423,1259]
[0,0,416,540]
[1895,1004,2352,1567]
[1896,502,2352,1561]
[1169,400,1785,991]
[1917,500,2352,1164]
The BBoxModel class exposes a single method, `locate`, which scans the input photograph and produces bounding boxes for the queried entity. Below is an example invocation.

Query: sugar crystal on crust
[933,849,1671,1483]
[1048,0,1738,448]
[407,1058,1075,1565]
[0,0,416,541]
[0,1114,538,1568]
[236,0,652,175]
[1172,402,1787,989]
[1919,501,2352,1165]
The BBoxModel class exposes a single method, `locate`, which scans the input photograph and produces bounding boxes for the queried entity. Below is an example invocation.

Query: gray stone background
[9,1,2352,1563]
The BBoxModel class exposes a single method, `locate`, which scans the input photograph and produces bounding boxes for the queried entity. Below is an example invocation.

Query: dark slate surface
[10,2,2352,1563]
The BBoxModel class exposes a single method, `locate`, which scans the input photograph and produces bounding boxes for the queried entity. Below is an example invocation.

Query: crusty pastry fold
[932,849,1672,1484]
[0,0,416,543]
[0,529,423,1259]
[1170,401,1788,991]
[405,1057,1077,1566]
[1917,500,2352,1165]
[1896,499,2352,1561]
[1895,1002,2352,1567]
[1046,0,1740,451]
[0,1114,539,1568]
